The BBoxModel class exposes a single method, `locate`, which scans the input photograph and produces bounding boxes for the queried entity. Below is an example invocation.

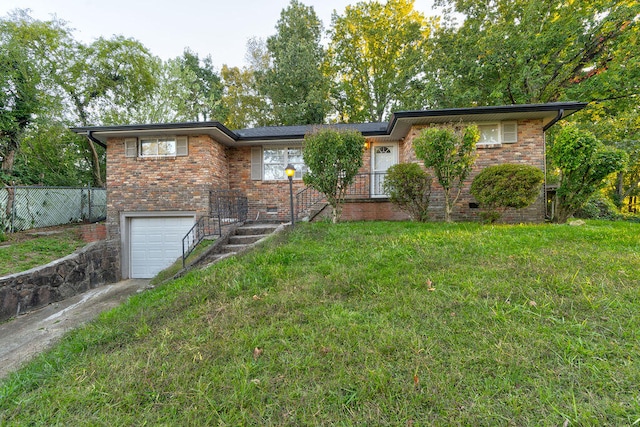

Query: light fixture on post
[285,163,296,227]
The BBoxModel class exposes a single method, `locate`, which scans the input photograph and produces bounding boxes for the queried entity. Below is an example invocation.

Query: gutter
[543,109,564,132]
[86,131,106,149]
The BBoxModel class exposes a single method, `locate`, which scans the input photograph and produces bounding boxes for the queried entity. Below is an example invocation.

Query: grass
[0,225,86,276]
[150,238,216,286]
[1,220,639,425]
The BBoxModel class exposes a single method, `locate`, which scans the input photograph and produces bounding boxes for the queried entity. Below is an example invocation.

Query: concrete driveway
[0,279,151,379]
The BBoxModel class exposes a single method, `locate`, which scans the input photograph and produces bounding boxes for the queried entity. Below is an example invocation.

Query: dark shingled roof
[234,122,389,140]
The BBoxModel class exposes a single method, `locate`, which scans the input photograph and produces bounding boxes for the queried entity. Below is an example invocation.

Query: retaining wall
[0,240,118,322]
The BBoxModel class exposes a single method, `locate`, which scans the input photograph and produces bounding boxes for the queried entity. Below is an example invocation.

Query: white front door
[371,143,398,197]
[129,216,195,278]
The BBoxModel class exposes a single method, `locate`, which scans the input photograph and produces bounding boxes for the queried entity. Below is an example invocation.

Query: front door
[371,143,398,197]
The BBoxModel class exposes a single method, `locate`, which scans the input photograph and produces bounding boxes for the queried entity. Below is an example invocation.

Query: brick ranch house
[72,101,586,279]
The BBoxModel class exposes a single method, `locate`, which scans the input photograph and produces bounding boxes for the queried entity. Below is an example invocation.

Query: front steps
[193,223,282,267]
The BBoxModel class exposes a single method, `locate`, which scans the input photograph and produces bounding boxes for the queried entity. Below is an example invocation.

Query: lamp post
[285,164,296,226]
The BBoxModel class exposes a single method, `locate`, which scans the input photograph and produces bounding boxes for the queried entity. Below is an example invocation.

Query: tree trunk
[86,138,104,188]
[0,149,16,173]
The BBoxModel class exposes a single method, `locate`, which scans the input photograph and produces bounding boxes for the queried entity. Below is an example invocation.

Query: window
[124,136,188,158]
[477,122,518,145]
[253,146,307,180]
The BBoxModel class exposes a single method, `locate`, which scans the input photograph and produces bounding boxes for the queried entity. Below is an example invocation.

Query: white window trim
[476,121,518,147]
[254,146,307,181]
[124,136,188,158]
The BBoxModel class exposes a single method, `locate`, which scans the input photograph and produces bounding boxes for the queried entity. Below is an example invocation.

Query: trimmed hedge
[471,164,544,222]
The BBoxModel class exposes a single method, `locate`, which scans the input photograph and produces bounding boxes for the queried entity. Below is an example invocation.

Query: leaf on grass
[253,347,263,360]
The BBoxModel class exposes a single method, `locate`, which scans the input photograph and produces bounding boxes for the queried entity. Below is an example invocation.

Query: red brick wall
[228,146,306,221]
[401,119,546,223]
[105,135,229,240]
[105,119,547,231]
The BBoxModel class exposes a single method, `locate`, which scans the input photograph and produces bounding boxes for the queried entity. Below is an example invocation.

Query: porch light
[285,164,296,226]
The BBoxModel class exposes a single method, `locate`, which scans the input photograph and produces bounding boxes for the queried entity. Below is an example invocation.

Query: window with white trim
[124,136,188,158]
[251,146,307,180]
[477,122,518,144]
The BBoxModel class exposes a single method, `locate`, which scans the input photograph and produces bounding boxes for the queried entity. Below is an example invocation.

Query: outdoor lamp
[285,164,296,226]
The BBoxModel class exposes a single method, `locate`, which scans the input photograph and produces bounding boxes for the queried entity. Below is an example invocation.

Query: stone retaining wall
[0,240,118,322]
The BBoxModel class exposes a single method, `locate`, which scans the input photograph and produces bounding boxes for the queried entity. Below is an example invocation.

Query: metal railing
[182,190,248,267]
[294,172,389,221]
[344,172,389,198]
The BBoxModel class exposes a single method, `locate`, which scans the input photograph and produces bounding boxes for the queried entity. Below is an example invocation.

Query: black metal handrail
[182,190,248,267]
[294,172,389,221]
[295,186,326,221]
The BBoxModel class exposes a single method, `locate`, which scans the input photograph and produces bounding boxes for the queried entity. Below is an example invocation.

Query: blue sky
[1,0,438,69]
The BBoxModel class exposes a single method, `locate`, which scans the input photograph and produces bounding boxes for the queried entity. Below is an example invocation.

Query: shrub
[574,193,620,220]
[303,128,365,223]
[470,164,544,223]
[413,124,479,222]
[549,125,627,223]
[383,163,432,222]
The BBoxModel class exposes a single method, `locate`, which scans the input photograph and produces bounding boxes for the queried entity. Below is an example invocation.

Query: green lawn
[0,226,86,276]
[1,221,639,425]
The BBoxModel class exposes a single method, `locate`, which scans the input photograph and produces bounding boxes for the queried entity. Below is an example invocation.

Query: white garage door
[130,216,195,279]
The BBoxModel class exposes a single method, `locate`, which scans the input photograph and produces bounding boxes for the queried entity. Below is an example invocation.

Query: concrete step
[235,224,280,236]
[228,234,264,245]
[220,244,249,253]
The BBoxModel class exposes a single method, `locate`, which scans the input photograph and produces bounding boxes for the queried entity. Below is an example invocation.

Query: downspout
[542,109,564,220]
[86,131,106,149]
[543,108,564,132]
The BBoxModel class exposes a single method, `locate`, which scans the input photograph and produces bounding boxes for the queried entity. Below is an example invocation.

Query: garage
[129,216,195,278]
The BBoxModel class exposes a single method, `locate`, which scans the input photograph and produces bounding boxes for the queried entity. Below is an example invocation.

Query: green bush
[383,163,432,222]
[574,193,620,220]
[470,164,544,223]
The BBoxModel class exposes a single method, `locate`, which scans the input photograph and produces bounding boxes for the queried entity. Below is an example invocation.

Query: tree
[383,163,432,222]
[549,124,627,223]
[173,49,226,122]
[0,11,59,176]
[221,65,272,129]
[428,0,640,107]
[50,35,159,186]
[259,0,329,125]
[302,128,365,223]
[470,164,544,223]
[413,124,479,222]
[328,0,433,122]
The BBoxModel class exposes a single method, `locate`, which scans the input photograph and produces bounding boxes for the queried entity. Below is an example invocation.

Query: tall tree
[427,0,640,107]
[173,49,226,122]
[0,11,61,176]
[49,35,159,186]
[259,0,329,125]
[221,65,271,129]
[328,0,433,123]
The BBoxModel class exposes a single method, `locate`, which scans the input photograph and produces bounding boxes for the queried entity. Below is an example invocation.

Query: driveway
[0,279,151,379]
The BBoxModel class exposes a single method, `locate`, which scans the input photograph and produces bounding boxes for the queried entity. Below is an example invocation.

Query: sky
[1,0,439,70]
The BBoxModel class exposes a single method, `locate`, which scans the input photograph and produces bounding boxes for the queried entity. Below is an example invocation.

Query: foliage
[470,164,544,223]
[12,123,93,186]
[258,0,329,125]
[50,35,159,186]
[221,64,272,129]
[413,124,479,222]
[0,11,56,175]
[574,192,622,220]
[550,124,628,223]
[1,221,640,425]
[328,0,433,122]
[382,162,432,221]
[428,0,640,107]
[302,128,364,223]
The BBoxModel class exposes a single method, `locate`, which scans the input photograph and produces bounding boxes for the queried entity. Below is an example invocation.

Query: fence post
[9,186,15,233]
[88,185,92,223]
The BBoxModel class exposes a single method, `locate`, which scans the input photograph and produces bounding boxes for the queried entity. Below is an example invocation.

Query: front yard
[0,225,86,276]
[1,220,639,425]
